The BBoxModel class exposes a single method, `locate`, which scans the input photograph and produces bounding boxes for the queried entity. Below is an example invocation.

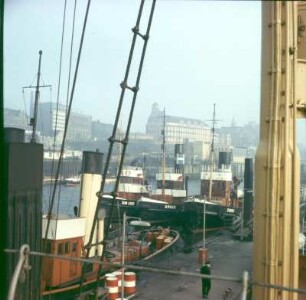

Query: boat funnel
[79,151,103,257]
[218,151,232,170]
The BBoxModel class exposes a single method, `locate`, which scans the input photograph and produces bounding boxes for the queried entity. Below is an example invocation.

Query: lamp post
[121,211,150,300]
[202,199,206,249]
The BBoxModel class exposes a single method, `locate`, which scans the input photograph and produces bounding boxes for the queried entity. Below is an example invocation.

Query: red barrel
[198,247,209,265]
[106,276,118,300]
[124,272,136,295]
[112,271,122,287]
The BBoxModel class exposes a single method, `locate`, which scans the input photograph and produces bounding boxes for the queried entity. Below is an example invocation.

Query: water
[43,179,201,215]
[43,185,81,216]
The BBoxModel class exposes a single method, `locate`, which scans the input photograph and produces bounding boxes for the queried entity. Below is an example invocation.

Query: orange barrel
[124,272,136,295]
[156,235,165,249]
[125,247,134,262]
[106,276,118,300]
[112,271,122,287]
[126,248,136,261]
[198,247,209,265]
[147,231,153,241]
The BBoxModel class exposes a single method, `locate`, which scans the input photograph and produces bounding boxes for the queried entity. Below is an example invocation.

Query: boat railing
[6,244,306,299]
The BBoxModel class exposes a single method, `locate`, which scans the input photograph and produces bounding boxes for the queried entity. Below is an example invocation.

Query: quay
[133,231,252,300]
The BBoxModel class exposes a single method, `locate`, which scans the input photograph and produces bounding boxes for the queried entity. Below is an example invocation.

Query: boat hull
[179,198,239,230]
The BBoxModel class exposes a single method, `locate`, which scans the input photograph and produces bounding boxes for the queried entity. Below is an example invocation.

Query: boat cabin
[41,216,86,289]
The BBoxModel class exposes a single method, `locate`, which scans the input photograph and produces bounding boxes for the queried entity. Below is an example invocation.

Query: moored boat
[180,196,225,230]
[41,152,179,297]
[117,166,150,200]
[200,152,233,207]
[41,215,178,297]
[100,194,139,221]
[64,175,81,186]
[150,172,187,204]
[100,166,150,220]
[136,196,180,224]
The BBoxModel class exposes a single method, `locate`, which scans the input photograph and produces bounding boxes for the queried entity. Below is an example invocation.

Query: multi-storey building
[36,102,66,137]
[219,121,259,148]
[68,111,92,141]
[36,102,92,141]
[146,103,212,144]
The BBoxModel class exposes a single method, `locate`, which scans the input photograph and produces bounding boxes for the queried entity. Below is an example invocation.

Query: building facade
[36,102,92,141]
[37,102,66,137]
[146,103,212,144]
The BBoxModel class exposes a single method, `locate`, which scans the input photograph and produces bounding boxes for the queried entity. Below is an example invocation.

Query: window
[65,242,71,254]
[72,242,77,253]
[45,240,52,253]
[58,243,64,255]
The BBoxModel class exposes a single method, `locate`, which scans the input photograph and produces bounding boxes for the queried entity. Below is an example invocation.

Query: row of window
[120,176,143,185]
[157,180,184,190]
[58,241,78,255]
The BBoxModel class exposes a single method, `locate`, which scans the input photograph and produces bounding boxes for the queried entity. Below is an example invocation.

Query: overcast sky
[4,0,261,133]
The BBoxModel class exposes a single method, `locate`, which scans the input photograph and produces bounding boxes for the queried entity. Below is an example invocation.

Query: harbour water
[42,179,201,215]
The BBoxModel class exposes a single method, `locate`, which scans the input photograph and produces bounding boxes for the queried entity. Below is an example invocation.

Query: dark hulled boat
[136,196,180,224]
[180,197,226,230]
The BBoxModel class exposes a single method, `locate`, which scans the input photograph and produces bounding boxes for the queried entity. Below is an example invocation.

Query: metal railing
[6,244,306,300]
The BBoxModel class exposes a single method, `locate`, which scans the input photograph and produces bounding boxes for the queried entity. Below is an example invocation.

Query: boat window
[58,243,64,255]
[157,180,183,190]
[45,240,52,253]
[72,241,77,253]
[65,242,71,254]
[173,181,183,189]
[120,176,143,185]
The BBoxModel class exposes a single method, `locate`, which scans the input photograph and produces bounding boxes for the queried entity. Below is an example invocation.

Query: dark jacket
[200,265,211,278]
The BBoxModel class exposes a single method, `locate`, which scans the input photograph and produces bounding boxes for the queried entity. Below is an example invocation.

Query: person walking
[200,261,211,298]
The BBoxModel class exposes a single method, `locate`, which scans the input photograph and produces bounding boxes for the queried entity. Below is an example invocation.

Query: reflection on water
[43,179,201,215]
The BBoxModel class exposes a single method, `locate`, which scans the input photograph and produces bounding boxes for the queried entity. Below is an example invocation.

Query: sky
[4,0,262,133]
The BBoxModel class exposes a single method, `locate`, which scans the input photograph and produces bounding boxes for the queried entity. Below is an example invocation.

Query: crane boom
[253,1,306,299]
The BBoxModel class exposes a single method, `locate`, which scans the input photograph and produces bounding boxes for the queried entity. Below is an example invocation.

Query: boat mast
[208,103,216,203]
[161,108,166,198]
[30,50,42,143]
[203,103,216,249]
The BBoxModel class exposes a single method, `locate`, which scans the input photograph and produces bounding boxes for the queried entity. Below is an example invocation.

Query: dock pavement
[133,230,253,300]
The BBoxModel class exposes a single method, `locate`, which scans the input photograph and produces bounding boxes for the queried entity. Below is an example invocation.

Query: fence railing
[5,245,306,300]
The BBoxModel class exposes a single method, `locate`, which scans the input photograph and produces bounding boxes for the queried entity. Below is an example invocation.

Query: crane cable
[65,0,77,112]
[77,0,157,295]
[43,0,92,248]
[48,0,67,214]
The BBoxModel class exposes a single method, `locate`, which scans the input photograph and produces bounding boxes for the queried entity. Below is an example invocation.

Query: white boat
[64,175,81,185]
[117,166,150,200]
[150,172,187,204]
[149,110,187,205]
